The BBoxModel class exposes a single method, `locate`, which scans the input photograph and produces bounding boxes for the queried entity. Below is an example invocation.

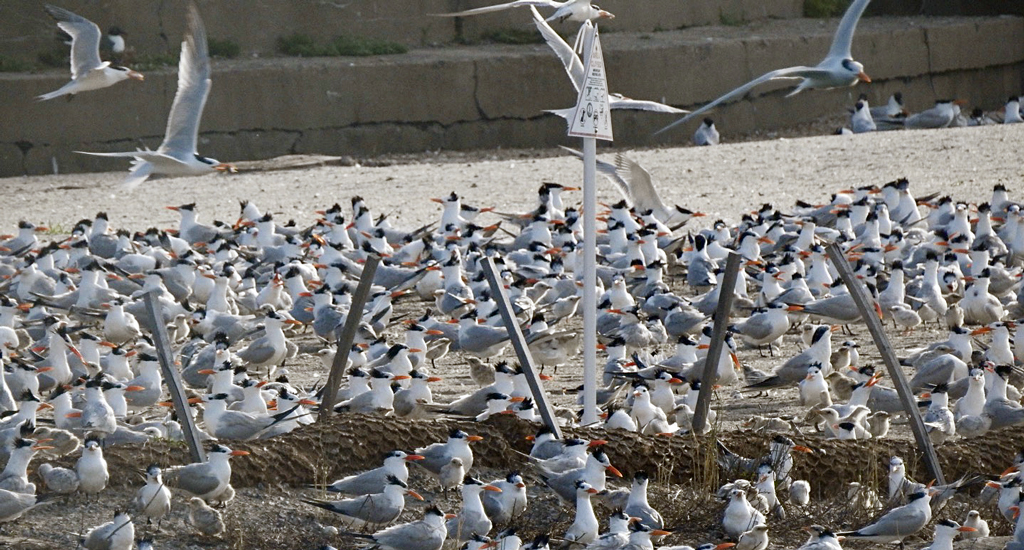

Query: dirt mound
[72,415,1021,492]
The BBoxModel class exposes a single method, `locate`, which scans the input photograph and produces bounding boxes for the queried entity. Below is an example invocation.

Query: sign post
[566,22,612,426]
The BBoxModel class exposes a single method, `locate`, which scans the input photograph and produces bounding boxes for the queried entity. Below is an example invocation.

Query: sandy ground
[2,124,1021,233]
[0,123,1022,549]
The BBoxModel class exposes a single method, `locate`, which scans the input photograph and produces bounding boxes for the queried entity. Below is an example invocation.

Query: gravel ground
[0,123,1022,549]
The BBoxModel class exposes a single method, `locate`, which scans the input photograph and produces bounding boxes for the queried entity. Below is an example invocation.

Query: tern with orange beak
[343,505,448,550]
[304,475,423,529]
[38,4,144,101]
[234,310,301,378]
[196,392,313,440]
[540,447,622,504]
[76,2,235,189]
[415,429,483,479]
[837,490,934,544]
[164,444,248,502]
[320,450,424,496]
[657,0,871,134]
[446,476,502,543]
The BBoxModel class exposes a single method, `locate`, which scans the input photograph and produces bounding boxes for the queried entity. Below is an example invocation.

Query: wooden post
[143,291,205,463]
[692,252,742,433]
[824,241,946,485]
[480,257,563,438]
[318,255,380,422]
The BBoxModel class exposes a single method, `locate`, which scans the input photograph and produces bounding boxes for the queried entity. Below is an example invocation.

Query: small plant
[0,55,31,73]
[278,33,328,57]
[208,38,241,59]
[804,0,852,17]
[332,34,407,56]
[278,32,407,57]
[132,52,179,71]
[480,28,543,45]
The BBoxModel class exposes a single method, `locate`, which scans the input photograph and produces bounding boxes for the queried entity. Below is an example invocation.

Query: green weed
[208,38,241,59]
[804,0,853,17]
[277,33,407,57]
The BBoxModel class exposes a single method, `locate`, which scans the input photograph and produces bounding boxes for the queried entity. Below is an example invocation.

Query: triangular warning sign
[567,27,613,141]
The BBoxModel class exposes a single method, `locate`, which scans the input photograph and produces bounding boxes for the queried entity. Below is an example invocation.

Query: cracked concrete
[1,15,1021,177]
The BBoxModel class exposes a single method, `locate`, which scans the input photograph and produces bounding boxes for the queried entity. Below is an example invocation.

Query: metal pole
[691,252,742,433]
[824,242,946,484]
[143,291,205,463]
[580,22,599,428]
[318,254,381,422]
[480,257,563,438]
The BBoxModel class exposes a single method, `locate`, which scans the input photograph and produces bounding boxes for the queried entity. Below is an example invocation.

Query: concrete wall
[0,0,803,63]
[1,16,1022,177]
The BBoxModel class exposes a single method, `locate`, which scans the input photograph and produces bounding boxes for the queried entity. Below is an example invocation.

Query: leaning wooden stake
[824,241,946,485]
[318,255,381,422]
[480,257,563,438]
[692,252,742,434]
[143,291,205,463]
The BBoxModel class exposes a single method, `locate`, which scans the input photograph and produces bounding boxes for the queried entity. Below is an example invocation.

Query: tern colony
[3,171,1024,547]
[14,0,1024,548]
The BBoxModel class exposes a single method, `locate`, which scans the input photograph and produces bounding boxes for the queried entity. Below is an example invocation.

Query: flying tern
[531,8,682,120]
[38,5,144,101]
[433,0,614,24]
[77,1,234,189]
[656,0,871,134]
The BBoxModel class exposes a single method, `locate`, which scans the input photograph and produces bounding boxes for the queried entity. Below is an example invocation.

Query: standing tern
[303,475,424,529]
[838,490,933,544]
[433,0,614,24]
[693,118,721,145]
[446,476,501,542]
[38,5,144,101]
[344,505,448,550]
[321,450,424,495]
[656,0,871,134]
[77,1,234,189]
[164,444,248,502]
[81,510,134,550]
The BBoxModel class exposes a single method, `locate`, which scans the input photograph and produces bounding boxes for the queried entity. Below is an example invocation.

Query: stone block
[857,26,929,80]
[927,17,1024,73]
[474,50,576,120]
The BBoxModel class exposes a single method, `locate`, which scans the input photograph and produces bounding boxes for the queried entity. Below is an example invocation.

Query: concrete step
[1,15,1022,177]
[0,0,803,63]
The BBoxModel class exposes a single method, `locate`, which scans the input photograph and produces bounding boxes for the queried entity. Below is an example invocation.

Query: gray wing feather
[531,6,584,91]
[159,2,210,157]
[655,66,822,134]
[373,520,444,550]
[857,505,927,536]
[169,464,221,497]
[237,338,275,364]
[615,154,670,218]
[329,467,388,494]
[44,5,102,79]
[435,1,559,17]
[826,0,871,60]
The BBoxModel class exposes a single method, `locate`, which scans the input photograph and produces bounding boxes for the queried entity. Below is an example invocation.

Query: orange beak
[230,450,250,456]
